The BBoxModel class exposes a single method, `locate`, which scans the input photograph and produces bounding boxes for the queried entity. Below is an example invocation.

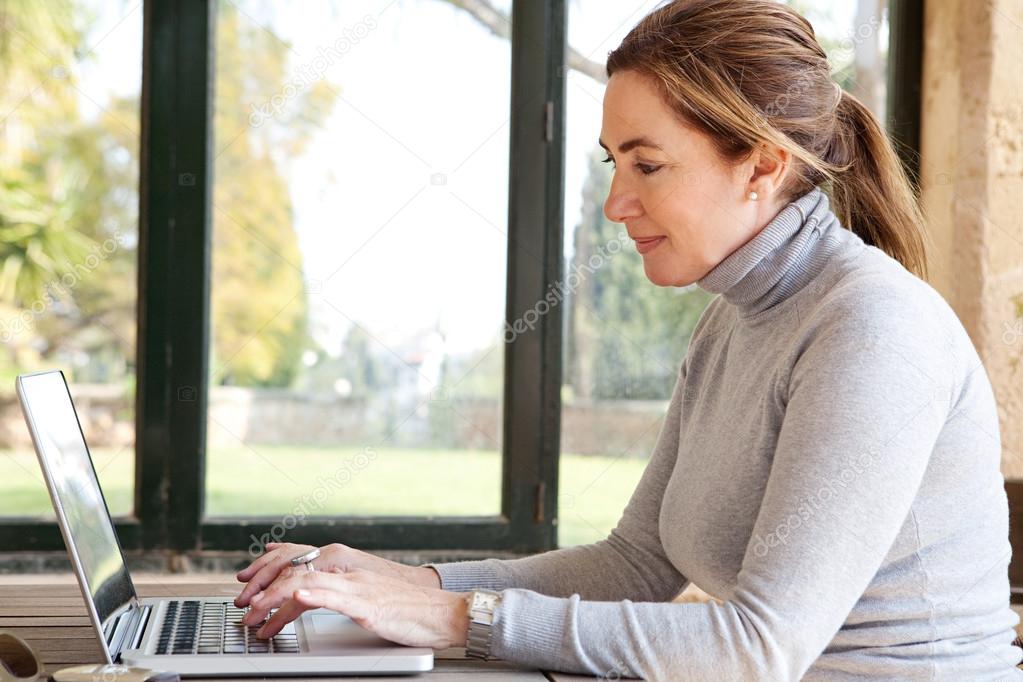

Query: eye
[601,154,615,166]
[636,163,661,176]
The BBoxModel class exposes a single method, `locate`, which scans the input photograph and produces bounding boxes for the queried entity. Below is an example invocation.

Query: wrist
[415,564,442,588]
[447,592,471,649]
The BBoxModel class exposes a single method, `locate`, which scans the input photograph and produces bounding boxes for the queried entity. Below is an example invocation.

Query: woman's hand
[242,568,470,650]
[234,542,440,607]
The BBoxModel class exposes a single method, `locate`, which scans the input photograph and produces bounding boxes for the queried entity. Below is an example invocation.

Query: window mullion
[136,0,215,551]
[501,0,566,552]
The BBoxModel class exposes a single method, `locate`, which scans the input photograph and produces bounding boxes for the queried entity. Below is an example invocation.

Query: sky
[77,0,863,360]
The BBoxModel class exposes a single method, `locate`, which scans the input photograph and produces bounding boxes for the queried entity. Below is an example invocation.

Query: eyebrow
[597,136,664,153]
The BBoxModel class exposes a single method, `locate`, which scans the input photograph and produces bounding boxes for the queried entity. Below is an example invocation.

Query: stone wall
[0,383,133,449]
[562,399,667,457]
[0,385,668,458]
[920,0,1023,477]
[205,387,375,449]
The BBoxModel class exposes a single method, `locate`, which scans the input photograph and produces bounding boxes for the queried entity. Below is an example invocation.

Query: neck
[696,186,857,318]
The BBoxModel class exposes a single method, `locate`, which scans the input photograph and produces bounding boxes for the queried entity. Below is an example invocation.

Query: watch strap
[464,590,501,660]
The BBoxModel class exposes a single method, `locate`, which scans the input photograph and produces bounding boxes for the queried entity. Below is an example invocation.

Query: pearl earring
[748,190,759,201]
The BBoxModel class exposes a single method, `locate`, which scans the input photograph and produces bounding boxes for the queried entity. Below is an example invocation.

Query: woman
[233,1,1022,679]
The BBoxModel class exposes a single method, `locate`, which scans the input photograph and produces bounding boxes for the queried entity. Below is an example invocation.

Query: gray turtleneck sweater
[427,187,1022,680]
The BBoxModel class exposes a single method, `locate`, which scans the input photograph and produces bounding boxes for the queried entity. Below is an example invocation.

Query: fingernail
[296,589,310,598]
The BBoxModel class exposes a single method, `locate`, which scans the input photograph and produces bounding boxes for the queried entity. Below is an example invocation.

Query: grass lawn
[0,446,647,547]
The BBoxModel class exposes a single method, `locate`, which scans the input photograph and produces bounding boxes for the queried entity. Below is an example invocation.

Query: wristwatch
[464,589,502,660]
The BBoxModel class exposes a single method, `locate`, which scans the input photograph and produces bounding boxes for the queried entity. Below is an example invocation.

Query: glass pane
[791,0,890,120]
[0,1,141,518]
[207,0,510,520]
[558,0,890,547]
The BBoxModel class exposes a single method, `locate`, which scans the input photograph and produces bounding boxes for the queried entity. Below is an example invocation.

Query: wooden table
[0,576,603,682]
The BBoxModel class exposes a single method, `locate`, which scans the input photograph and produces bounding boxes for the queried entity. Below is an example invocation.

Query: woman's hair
[607,0,929,279]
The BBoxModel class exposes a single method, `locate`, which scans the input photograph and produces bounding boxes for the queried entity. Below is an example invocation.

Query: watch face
[472,591,500,612]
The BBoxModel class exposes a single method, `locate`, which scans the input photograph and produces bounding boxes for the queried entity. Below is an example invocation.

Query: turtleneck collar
[696,186,853,318]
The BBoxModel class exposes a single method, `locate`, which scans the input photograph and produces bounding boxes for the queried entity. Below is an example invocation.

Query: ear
[746,143,790,197]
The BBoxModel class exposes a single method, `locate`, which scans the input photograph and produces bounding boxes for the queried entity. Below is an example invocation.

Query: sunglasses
[0,632,42,682]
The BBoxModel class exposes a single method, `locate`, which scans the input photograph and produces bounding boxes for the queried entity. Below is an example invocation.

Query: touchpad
[309,614,353,634]
[302,610,397,651]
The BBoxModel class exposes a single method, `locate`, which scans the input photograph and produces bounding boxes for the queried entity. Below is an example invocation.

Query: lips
[633,236,667,255]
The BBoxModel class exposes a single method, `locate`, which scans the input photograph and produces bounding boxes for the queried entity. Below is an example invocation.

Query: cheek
[645,185,701,246]
[648,174,737,253]
[641,186,720,283]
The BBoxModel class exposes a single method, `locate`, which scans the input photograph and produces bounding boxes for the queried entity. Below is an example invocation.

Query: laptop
[16,370,434,676]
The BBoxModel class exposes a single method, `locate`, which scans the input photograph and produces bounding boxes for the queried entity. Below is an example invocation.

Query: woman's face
[600,70,784,287]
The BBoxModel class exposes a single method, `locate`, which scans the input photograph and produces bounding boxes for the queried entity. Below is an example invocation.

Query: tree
[443,0,606,82]
[209,2,339,387]
[0,0,137,383]
[0,0,336,389]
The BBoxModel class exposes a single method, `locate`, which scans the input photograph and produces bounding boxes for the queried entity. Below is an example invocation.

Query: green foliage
[440,343,503,399]
[210,2,339,388]
[565,150,714,401]
[0,0,138,382]
[0,0,335,389]
[0,169,95,304]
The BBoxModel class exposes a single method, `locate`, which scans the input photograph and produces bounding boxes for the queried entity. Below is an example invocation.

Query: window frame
[154,0,568,554]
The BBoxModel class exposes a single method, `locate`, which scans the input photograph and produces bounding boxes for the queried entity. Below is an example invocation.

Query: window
[0,0,141,519]
[792,0,890,120]
[207,0,511,521]
[0,0,916,557]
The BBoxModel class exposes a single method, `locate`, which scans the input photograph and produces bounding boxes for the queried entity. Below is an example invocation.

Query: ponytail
[824,90,930,280]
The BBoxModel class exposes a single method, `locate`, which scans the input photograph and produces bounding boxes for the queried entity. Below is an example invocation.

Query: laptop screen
[17,371,136,630]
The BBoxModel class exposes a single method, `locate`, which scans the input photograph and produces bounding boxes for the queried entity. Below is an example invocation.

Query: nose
[603,171,642,224]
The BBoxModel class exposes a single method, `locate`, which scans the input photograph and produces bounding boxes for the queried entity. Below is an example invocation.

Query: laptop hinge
[127,604,153,655]
[106,601,150,661]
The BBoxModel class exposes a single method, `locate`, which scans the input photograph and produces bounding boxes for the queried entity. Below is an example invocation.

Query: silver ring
[289,547,320,572]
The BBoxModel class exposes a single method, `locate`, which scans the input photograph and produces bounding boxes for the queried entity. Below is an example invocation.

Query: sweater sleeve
[424,364,689,603]
[483,292,959,680]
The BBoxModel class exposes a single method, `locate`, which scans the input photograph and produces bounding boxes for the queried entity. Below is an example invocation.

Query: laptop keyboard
[154,600,300,655]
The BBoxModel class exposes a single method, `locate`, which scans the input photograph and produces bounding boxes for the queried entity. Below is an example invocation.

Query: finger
[243,570,328,624]
[291,587,375,626]
[235,550,300,607]
[235,544,284,582]
[235,542,300,583]
[256,593,312,639]
[235,551,278,589]
[243,588,285,625]
[235,554,269,584]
